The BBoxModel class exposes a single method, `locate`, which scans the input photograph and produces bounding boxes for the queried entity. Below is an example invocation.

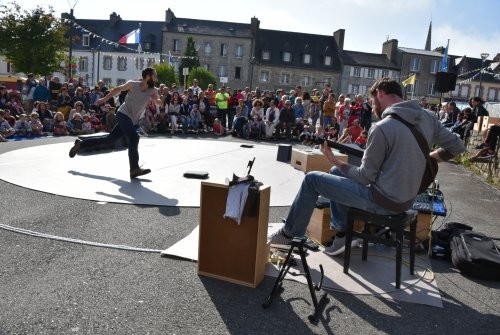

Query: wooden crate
[481,116,500,133]
[291,148,347,173]
[306,207,364,244]
[414,213,432,242]
[198,181,270,288]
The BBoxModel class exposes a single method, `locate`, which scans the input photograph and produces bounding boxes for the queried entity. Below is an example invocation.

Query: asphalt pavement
[0,135,499,335]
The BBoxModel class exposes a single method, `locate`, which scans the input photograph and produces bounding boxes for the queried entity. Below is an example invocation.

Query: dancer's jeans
[79,112,140,170]
[284,167,398,237]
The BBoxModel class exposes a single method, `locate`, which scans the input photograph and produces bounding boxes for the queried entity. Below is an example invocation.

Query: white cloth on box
[224,183,250,224]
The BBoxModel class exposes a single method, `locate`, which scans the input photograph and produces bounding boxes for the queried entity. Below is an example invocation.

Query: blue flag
[441,40,449,72]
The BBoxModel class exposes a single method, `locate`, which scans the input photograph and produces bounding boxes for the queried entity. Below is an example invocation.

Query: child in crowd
[189,104,201,132]
[0,109,16,140]
[338,127,352,144]
[213,118,225,136]
[104,106,117,132]
[82,114,92,134]
[67,113,84,135]
[14,114,32,136]
[29,112,44,136]
[355,130,368,149]
[52,111,68,136]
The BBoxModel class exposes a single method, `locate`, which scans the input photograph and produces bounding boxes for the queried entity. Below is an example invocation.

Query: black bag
[450,231,500,281]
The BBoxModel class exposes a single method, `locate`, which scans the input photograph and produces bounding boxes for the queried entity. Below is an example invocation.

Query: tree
[178,36,200,86]
[188,67,217,90]
[0,1,68,76]
[154,62,177,88]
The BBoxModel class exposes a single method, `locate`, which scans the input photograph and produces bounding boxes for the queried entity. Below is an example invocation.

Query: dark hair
[369,78,403,99]
[142,67,155,79]
[472,96,484,104]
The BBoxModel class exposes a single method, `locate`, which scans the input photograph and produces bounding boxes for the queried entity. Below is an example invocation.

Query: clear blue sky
[3,0,499,60]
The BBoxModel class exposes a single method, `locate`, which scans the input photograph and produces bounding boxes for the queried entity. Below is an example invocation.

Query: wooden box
[481,116,500,133]
[306,207,364,244]
[412,213,432,242]
[291,148,347,173]
[198,181,270,288]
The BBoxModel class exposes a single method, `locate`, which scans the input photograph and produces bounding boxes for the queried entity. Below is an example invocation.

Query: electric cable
[0,223,162,253]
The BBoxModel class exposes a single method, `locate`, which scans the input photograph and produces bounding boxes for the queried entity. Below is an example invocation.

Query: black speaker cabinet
[435,72,457,93]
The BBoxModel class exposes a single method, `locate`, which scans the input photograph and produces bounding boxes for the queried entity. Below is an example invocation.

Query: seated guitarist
[270,78,466,256]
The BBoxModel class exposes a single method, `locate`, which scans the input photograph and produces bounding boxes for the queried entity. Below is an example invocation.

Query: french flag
[119,28,140,44]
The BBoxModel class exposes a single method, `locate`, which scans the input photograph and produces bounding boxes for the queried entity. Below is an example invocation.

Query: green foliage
[178,36,200,86]
[154,62,177,88]
[187,67,217,90]
[0,1,68,76]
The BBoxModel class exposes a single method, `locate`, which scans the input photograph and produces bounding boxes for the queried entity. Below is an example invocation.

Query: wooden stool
[343,207,417,289]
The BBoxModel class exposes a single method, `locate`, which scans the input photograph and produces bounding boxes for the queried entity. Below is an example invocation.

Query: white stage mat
[0,138,304,207]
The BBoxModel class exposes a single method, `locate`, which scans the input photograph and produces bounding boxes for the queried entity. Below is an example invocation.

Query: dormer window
[283,51,291,63]
[324,55,332,66]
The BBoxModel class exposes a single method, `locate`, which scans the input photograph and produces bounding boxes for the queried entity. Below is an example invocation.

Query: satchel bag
[391,114,438,194]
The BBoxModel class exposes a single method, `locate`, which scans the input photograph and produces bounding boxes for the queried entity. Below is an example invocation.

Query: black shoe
[474,143,488,149]
[130,167,151,179]
[69,139,82,158]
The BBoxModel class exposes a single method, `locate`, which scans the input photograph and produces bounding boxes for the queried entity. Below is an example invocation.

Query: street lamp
[478,52,489,100]
[249,56,258,90]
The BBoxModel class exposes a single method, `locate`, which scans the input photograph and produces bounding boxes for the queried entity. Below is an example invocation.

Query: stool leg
[343,219,354,274]
[362,223,369,261]
[409,218,416,275]
[395,228,403,289]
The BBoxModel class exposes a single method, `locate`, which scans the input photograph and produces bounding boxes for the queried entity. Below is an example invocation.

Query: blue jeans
[79,112,140,170]
[283,167,398,237]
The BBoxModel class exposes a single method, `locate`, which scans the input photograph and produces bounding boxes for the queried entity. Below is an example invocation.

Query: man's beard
[372,96,383,119]
[147,79,155,89]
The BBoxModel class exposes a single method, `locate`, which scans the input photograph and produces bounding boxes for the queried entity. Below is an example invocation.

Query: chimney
[165,8,176,25]
[109,12,121,27]
[334,29,345,52]
[383,39,398,62]
[251,17,260,36]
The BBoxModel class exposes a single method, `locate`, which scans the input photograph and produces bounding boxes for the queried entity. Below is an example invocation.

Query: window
[235,45,243,58]
[103,56,112,70]
[218,65,228,77]
[350,84,360,95]
[300,75,310,87]
[280,72,291,84]
[353,67,361,77]
[220,43,228,56]
[173,39,180,52]
[488,88,496,101]
[459,67,466,75]
[204,42,212,55]
[136,57,145,70]
[143,42,151,51]
[324,55,332,66]
[427,82,436,96]
[260,70,269,83]
[147,58,155,67]
[460,85,469,98]
[78,57,88,72]
[451,84,459,97]
[203,64,210,71]
[303,53,311,64]
[367,68,375,79]
[117,79,126,86]
[282,52,291,63]
[410,57,420,72]
[382,70,389,78]
[235,66,241,80]
[262,50,270,60]
[82,34,90,47]
[103,78,112,87]
[406,80,418,94]
[118,56,127,71]
[430,60,441,74]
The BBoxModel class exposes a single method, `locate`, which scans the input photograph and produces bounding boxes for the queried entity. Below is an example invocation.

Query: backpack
[450,231,500,281]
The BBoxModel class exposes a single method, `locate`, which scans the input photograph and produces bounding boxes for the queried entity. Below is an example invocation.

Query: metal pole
[479,59,484,100]
[68,8,74,80]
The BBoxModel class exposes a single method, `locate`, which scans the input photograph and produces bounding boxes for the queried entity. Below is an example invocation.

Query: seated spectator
[355,130,368,149]
[0,109,16,139]
[82,114,92,134]
[213,118,225,136]
[104,106,117,133]
[247,99,265,138]
[89,112,103,132]
[348,119,363,143]
[277,99,295,140]
[67,113,85,135]
[14,114,32,137]
[470,123,500,161]
[338,127,352,144]
[189,104,202,132]
[34,101,53,132]
[232,99,249,138]
[52,111,68,136]
[2,108,16,127]
[168,96,181,134]
[179,96,191,133]
[56,87,72,120]
[29,112,44,136]
[8,90,24,117]
[68,101,86,123]
[32,78,50,105]
[263,100,280,140]
[155,109,169,133]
